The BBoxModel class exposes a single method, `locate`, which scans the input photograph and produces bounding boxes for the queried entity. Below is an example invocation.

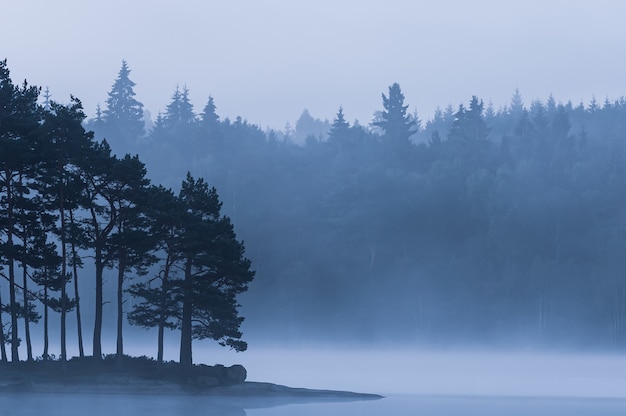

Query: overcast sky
[3,1,626,130]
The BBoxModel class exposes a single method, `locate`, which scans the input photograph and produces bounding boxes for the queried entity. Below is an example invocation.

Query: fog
[145,345,626,399]
[4,2,626,415]
[5,346,626,414]
[3,1,626,130]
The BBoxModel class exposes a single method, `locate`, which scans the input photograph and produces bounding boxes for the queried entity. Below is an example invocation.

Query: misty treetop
[0,59,254,364]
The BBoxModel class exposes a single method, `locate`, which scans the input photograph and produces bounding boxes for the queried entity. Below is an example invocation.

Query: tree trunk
[22,262,32,361]
[93,242,103,360]
[90,202,116,361]
[0,287,8,362]
[59,189,67,362]
[43,284,49,360]
[179,256,193,367]
[157,253,172,364]
[116,250,126,358]
[69,209,84,358]
[8,242,18,363]
[7,178,19,362]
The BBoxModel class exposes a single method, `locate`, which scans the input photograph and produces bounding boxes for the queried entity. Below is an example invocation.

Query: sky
[2,0,626,130]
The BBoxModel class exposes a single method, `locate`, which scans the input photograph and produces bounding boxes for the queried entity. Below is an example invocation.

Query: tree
[176,174,254,365]
[163,85,196,128]
[198,96,222,149]
[127,185,181,363]
[373,83,417,151]
[13,189,46,361]
[39,97,94,361]
[509,88,524,118]
[0,59,42,362]
[328,107,350,144]
[100,60,145,153]
[104,154,154,359]
[128,175,254,365]
[448,96,489,144]
[29,239,64,360]
[77,140,118,360]
[201,96,220,129]
[0,285,7,362]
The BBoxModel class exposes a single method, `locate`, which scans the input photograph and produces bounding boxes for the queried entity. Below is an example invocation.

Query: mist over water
[5,346,626,415]
[185,346,626,399]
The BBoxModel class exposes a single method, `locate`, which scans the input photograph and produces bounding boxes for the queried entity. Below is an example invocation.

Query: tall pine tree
[100,60,145,154]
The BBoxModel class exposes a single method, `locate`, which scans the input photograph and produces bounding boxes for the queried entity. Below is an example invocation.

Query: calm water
[3,393,626,416]
[4,348,626,415]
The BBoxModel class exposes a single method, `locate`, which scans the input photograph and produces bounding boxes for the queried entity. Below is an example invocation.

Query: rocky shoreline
[0,357,383,403]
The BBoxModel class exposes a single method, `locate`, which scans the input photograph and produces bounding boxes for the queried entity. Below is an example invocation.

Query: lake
[3,347,626,415]
[3,393,626,416]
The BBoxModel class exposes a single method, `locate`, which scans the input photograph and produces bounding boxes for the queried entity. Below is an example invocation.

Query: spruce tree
[373,83,417,150]
[101,60,145,153]
[328,107,350,144]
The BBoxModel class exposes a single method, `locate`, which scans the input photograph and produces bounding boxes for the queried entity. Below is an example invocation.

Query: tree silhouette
[373,83,417,151]
[101,60,145,153]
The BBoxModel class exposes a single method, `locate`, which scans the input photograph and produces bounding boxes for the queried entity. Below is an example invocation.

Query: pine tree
[448,96,489,144]
[101,60,145,153]
[176,174,254,365]
[328,107,350,144]
[39,97,93,361]
[77,140,118,360]
[0,59,42,362]
[179,86,195,124]
[510,88,524,118]
[201,96,220,128]
[373,83,417,150]
[127,185,181,363]
[163,85,196,129]
[104,154,154,359]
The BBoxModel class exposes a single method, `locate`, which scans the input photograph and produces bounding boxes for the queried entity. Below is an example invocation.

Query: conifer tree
[78,140,118,360]
[201,96,219,127]
[373,83,417,150]
[176,173,254,365]
[0,59,42,362]
[101,60,145,153]
[129,174,254,366]
[127,185,181,363]
[104,154,154,359]
[328,107,350,144]
[39,97,92,361]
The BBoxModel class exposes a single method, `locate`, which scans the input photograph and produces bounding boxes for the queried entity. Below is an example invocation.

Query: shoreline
[0,378,384,406]
[0,358,383,403]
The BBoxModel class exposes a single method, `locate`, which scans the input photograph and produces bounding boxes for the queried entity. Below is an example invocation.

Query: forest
[0,59,254,365]
[3,58,626,364]
[90,62,626,350]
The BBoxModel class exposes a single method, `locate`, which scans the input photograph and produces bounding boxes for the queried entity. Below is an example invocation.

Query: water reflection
[1,394,246,416]
[5,393,626,416]
[0,392,377,416]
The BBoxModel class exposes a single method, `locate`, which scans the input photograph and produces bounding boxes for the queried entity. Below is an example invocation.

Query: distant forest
[88,61,626,350]
[5,58,626,360]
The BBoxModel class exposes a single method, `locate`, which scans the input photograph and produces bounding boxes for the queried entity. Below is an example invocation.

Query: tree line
[84,61,626,349]
[0,59,254,364]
